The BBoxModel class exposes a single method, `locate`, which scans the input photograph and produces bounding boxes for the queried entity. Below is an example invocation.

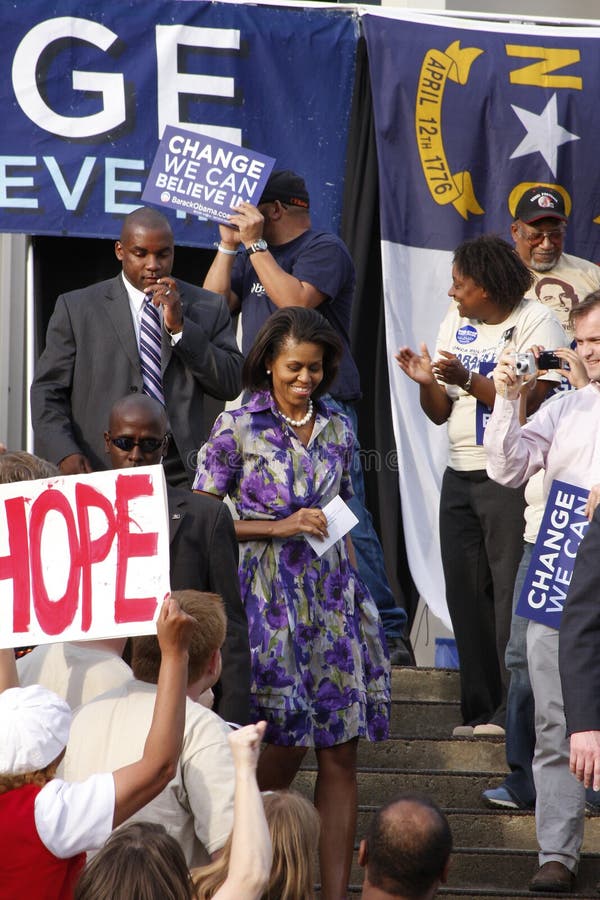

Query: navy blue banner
[363,14,600,261]
[516,479,589,629]
[1,0,357,246]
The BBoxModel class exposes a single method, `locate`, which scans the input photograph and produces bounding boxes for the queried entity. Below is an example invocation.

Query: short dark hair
[120,206,173,241]
[365,793,452,899]
[0,451,59,484]
[569,289,600,332]
[74,822,194,900]
[132,590,226,686]
[242,307,342,398]
[453,234,533,310]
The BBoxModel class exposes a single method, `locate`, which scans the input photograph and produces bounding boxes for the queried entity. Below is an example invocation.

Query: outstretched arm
[395,343,452,425]
[213,721,272,900]
[111,597,194,826]
[203,224,243,314]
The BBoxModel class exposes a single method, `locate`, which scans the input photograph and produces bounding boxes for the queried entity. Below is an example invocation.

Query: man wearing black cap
[512,186,600,333]
[203,169,410,662]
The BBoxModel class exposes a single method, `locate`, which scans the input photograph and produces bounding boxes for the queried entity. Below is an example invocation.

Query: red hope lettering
[75,482,117,631]
[0,496,31,631]
[114,473,159,624]
[29,489,81,635]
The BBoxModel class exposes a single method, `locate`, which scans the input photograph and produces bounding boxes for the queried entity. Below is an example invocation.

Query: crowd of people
[3,172,600,898]
[398,184,600,894]
[0,170,404,900]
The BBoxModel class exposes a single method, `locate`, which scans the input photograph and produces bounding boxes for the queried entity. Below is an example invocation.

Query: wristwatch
[246,239,268,255]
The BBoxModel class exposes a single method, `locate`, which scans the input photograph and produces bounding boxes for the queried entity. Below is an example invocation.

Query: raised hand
[395,343,435,385]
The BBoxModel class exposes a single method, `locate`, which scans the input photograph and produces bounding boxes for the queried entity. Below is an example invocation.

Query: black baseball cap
[260,170,310,209]
[515,187,568,224]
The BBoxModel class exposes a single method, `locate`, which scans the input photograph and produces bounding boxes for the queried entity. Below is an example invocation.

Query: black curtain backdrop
[341,36,419,629]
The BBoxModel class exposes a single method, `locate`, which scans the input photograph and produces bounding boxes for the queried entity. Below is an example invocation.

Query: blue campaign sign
[1,0,357,246]
[516,479,590,629]
[142,126,275,224]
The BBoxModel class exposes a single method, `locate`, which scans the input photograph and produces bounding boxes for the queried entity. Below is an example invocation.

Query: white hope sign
[0,466,170,648]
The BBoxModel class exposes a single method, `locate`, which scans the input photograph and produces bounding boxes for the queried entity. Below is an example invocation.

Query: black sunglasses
[109,436,166,453]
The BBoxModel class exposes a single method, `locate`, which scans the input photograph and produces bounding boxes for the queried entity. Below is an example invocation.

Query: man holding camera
[483,186,600,817]
[483,293,600,892]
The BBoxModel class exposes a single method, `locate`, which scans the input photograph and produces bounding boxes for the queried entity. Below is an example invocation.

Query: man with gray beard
[511,186,600,332]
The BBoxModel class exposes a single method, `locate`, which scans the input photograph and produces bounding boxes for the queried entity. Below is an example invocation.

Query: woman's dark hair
[453,234,534,310]
[74,822,196,899]
[242,307,342,399]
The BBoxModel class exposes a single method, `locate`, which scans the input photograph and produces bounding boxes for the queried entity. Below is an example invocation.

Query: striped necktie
[140,297,165,405]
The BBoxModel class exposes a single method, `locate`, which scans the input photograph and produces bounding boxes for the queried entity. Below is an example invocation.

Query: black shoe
[387,635,415,666]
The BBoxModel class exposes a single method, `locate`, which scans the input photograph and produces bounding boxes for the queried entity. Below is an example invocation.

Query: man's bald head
[105,394,169,469]
[108,394,168,433]
[119,207,173,243]
[360,793,452,899]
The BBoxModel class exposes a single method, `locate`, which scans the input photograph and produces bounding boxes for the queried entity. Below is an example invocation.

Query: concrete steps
[303,666,600,898]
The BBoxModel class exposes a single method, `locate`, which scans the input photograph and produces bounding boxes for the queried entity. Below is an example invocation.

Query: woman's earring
[266,369,271,375]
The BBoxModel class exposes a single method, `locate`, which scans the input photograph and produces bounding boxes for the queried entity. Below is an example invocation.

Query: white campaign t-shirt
[435,297,567,471]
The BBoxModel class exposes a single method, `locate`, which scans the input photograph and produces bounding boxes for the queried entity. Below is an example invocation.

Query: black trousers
[439,466,526,727]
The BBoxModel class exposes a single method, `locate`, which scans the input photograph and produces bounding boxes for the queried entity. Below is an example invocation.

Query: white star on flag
[510,93,579,177]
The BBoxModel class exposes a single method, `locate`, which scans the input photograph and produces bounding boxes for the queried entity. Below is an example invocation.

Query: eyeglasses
[517,225,565,246]
[109,436,166,453]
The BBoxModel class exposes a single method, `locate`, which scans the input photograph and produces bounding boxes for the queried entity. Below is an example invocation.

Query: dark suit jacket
[559,505,600,735]
[31,275,243,481]
[168,485,251,724]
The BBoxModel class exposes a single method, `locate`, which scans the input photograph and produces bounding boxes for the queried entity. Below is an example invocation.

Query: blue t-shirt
[231,229,361,401]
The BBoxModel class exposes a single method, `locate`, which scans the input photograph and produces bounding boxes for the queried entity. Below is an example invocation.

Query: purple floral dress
[193,392,391,748]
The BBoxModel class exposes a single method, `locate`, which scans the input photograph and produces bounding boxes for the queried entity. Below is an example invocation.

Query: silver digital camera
[514,351,536,375]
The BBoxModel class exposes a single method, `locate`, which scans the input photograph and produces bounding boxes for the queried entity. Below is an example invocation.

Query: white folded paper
[305,495,359,557]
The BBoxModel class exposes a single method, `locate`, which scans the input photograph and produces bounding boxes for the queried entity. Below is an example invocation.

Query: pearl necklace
[279,399,313,428]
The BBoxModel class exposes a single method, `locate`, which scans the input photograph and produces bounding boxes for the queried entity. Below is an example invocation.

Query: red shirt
[0,783,85,899]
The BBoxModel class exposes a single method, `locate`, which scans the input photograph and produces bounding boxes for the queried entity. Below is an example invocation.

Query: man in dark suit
[31,206,243,486]
[560,504,600,793]
[105,392,251,725]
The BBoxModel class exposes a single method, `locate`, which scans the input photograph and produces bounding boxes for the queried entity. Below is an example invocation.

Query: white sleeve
[484,393,554,487]
[35,774,115,858]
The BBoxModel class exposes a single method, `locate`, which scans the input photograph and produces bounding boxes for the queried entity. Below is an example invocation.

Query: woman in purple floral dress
[193,307,390,900]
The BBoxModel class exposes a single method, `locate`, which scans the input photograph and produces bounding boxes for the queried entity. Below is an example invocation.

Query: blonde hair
[0,758,60,796]
[192,790,320,900]
[132,590,226,685]
[0,451,59,484]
